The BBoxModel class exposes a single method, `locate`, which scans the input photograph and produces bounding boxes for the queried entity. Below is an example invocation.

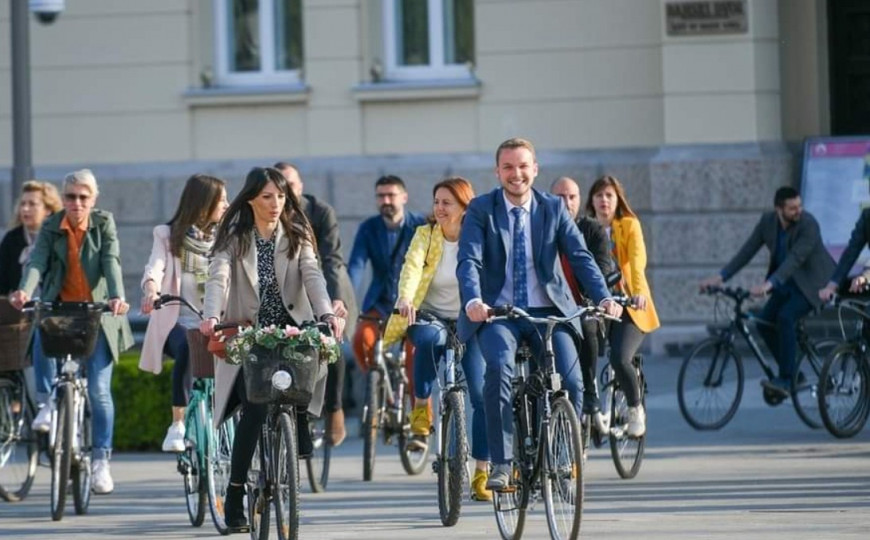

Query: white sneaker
[592,411,610,434]
[161,421,186,453]
[92,459,114,494]
[31,404,52,433]
[626,406,646,438]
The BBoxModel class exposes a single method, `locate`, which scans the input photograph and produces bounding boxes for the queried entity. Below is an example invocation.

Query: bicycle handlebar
[486,304,618,325]
[21,300,113,314]
[700,285,752,303]
[153,294,204,319]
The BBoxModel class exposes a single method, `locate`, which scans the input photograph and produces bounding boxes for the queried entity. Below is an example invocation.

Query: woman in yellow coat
[587,175,660,438]
[383,177,491,501]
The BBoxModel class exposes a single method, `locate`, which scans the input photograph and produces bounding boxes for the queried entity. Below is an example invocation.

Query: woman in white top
[138,174,228,452]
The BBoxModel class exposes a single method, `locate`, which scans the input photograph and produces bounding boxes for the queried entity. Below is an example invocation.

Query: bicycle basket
[0,323,32,372]
[242,343,325,405]
[36,303,104,358]
[186,328,214,378]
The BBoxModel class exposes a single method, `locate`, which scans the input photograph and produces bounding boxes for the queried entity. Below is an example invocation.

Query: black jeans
[227,372,268,485]
[608,314,646,407]
[756,282,813,379]
[578,317,602,399]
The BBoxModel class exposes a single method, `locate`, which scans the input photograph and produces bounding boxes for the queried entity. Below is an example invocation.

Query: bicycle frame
[48,355,89,466]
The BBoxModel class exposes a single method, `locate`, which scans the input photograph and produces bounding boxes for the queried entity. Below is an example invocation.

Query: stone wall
[0,142,800,354]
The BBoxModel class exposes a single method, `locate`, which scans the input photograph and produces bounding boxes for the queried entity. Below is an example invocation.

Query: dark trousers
[578,318,602,399]
[323,355,345,413]
[227,372,268,485]
[163,324,191,407]
[757,282,813,379]
[608,314,646,407]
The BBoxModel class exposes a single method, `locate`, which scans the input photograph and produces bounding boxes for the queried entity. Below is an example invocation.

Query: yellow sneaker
[471,469,493,501]
[409,404,431,436]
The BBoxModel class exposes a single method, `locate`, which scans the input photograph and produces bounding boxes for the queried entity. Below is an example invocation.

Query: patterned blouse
[255,231,294,328]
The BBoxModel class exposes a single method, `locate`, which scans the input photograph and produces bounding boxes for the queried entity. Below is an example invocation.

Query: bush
[112,350,173,451]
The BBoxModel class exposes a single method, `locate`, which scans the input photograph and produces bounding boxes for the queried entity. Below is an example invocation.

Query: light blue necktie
[511,207,528,309]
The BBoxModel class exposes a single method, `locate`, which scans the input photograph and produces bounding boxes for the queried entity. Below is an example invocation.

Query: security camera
[29,0,65,24]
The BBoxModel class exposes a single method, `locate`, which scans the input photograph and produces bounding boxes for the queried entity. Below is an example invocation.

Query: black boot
[225,483,248,532]
[297,412,313,458]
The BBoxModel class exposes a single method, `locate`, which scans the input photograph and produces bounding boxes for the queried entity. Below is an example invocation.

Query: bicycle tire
[792,338,839,430]
[818,343,870,438]
[72,390,92,515]
[183,399,207,527]
[0,377,38,502]
[51,386,73,521]
[399,388,429,476]
[207,410,235,534]
[275,412,300,540]
[437,390,468,527]
[492,447,527,539]
[609,360,645,480]
[305,415,330,493]
[247,439,270,540]
[542,395,583,540]
[362,369,381,481]
[677,337,744,430]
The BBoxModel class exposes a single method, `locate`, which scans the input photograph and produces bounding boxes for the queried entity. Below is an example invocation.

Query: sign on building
[665,1,748,36]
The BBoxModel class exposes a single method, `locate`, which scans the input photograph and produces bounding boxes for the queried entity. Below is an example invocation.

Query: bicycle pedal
[495,485,517,494]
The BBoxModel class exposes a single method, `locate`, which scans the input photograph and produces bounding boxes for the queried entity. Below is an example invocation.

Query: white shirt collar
[502,190,532,215]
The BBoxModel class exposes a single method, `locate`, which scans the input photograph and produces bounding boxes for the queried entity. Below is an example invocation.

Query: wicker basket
[186,328,214,379]
[36,304,104,358]
[0,322,32,372]
[242,344,325,405]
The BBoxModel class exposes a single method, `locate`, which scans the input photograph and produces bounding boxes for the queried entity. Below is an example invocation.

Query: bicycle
[359,314,428,482]
[304,415,330,493]
[152,294,237,534]
[412,309,470,527]
[678,286,838,430]
[242,321,331,540]
[23,300,111,521]
[488,304,608,540]
[579,296,647,480]
[0,301,38,503]
[817,294,870,438]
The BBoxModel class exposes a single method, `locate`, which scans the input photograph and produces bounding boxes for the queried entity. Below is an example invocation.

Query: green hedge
[112,350,173,451]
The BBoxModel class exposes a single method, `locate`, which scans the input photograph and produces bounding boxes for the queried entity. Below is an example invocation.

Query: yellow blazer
[384,223,443,345]
[611,216,660,333]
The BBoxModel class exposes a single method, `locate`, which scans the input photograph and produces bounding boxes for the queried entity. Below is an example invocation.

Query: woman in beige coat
[200,167,343,532]
[138,174,228,452]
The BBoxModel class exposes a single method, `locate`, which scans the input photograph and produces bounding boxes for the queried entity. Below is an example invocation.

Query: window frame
[214,0,303,87]
[382,0,474,82]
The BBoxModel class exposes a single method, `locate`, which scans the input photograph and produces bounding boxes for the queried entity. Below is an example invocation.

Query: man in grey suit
[701,186,835,396]
[276,162,359,446]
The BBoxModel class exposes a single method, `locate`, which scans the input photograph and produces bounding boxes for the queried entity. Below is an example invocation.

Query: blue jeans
[757,282,813,379]
[163,324,191,407]
[34,332,114,460]
[477,308,583,465]
[408,322,489,461]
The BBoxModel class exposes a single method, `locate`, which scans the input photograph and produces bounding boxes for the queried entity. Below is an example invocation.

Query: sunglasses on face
[64,193,90,202]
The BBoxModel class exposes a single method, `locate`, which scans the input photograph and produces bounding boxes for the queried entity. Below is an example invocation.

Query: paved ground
[2,356,869,539]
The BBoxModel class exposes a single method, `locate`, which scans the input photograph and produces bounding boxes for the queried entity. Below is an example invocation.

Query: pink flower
[284,326,301,338]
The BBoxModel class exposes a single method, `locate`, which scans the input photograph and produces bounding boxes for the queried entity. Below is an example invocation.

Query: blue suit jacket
[348,212,426,315]
[456,188,609,342]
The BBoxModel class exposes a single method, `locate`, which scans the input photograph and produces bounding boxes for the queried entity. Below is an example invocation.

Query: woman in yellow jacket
[587,175,660,438]
[383,177,491,501]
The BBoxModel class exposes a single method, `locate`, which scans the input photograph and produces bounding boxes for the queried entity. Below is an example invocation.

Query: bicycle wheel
[305,415,330,493]
[542,395,583,540]
[207,412,235,534]
[677,337,744,430]
[0,377,38,502]
[399,389,429,476]
[51,387,73,521]
[818,343,870,438]
[247,439,270,540]
[362,369,381,481]
[183,400,207,527]
[492,460,527,539]
[72,390,92,515]
[275,412,300,540]
[609,365,645,480]
[792,339,839,430]
[437,390,468,527]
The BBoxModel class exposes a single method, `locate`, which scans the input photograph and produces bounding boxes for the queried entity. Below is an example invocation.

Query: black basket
[186,329,214,378]
[36,303,104,358]
[0,323,32,372]
[242,343,324,405]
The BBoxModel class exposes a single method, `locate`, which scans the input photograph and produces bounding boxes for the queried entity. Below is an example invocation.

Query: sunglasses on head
[64,193,90,202]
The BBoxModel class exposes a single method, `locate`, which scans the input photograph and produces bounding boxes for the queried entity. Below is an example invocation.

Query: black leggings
[323,356,345,413]
[578,317,602,398]
[227,372,268,485]
[163,324,191,408]
[608,314,646,407]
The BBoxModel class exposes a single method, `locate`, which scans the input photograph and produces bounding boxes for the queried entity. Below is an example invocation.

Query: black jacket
[0,225,27,295]
[831,207,870,286]
[576,216,614,279]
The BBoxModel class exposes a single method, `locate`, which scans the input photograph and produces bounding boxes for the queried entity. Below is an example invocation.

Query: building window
[383,0,474,81]
[215,0,303,86]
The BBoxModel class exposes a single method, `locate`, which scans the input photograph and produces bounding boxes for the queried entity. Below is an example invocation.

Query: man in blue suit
[457,138,623,490]
[348,175,426,375]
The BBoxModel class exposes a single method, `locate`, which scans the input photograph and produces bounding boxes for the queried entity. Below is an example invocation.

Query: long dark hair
[213,167,313,259]
[168,174,226,257]
[585,175,637,220]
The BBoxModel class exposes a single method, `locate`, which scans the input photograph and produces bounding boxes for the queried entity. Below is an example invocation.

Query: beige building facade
[0,0,856,352]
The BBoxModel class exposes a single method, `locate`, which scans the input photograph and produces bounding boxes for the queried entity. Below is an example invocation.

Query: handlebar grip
[487,305,513,317]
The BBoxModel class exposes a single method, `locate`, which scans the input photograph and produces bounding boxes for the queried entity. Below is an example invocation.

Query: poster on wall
[801,136,870,272]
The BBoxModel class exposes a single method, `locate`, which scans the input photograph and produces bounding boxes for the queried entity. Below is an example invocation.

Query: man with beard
[348,176,425,387]
[457,137,623,490]
[701,186,834,396]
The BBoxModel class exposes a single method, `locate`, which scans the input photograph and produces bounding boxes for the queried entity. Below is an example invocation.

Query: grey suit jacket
[721,210,834,307]
[203,224,334,425]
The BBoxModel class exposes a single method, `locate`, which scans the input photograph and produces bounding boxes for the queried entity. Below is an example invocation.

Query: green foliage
[225,323,340,366]
[111,350,173,451]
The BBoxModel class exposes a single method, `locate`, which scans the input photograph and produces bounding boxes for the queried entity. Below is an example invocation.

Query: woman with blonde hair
[586,175,660,438]
[385,176,491,501]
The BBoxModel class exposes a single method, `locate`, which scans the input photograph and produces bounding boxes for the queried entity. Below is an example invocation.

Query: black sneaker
[225,484,249,532]
[582,393,601,415]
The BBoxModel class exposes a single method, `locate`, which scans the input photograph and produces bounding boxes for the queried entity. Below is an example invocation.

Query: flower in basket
[224,323,341,366]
